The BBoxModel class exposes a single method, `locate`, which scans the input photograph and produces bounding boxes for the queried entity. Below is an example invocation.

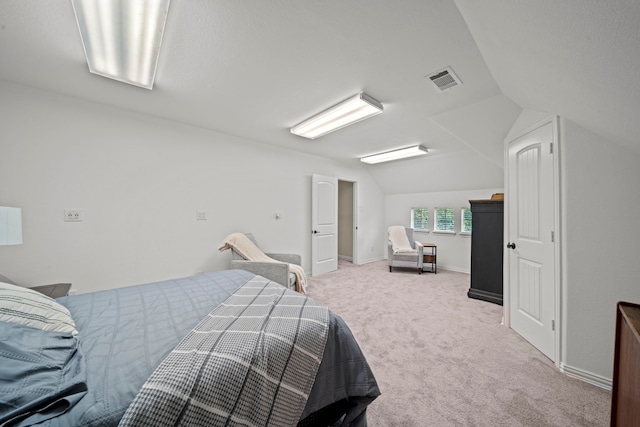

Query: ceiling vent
[426,67,462,92]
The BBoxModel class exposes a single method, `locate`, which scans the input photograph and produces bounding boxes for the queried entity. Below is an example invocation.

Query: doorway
[311,174,358,276]
[338,180,357,264]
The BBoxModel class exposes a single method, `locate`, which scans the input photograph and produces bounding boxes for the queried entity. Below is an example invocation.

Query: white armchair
[387,226,423,274]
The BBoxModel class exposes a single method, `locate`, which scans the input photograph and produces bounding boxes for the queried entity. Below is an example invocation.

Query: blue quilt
[0,323,87,427]
[2,270,379,427]
[50,270,252,427]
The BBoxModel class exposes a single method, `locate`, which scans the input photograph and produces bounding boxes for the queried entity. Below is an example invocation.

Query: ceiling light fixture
[71,0,171,90]
[290,93,383,139]
[360,145,428,164]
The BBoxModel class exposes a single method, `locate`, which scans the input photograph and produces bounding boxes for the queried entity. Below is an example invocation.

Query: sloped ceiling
[455,0,640,155]
[1,1,637,194]
[431,94,521,168]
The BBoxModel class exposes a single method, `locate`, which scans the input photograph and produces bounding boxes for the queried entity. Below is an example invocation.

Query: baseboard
[358,256,386,265]
[560,362,612,390]
[437,264,470,274]
[348,260,471,272]
[338,255,353,262]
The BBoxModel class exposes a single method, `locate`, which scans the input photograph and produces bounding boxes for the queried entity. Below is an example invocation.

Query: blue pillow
[0,322,87,426]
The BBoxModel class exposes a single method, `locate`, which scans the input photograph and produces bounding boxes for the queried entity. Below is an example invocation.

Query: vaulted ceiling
[1,1,638,194]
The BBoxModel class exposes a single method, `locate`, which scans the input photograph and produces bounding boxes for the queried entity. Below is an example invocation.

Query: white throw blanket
[388,226,417,253]
[218,233,307,293]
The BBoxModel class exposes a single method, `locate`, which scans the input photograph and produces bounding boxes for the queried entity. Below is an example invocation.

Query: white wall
[559,117,640,381]
[370,150,505,195]
[385,188,504,272]
[0,82,386,293]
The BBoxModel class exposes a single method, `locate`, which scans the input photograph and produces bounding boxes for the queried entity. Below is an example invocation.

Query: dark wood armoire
[468,199,504,305]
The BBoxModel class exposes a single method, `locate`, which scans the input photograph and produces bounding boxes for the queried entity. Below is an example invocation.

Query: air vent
[426,67,462,92]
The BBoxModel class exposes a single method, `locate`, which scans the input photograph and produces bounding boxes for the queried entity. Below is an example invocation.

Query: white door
[507,121,557,360]
[311,174,338,276]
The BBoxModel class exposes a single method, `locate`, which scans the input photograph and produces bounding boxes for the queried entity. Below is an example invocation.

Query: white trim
[339,258,470,274]
[359,256,386,264]
[503,132,510,327]
[552,116,563,370]
[560,363,612,390]
[351,180,359,266]
[338,255,353,262]
[437,265,470,274]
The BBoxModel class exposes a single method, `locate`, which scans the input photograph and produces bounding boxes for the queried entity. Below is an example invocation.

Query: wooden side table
[421,243,437,273]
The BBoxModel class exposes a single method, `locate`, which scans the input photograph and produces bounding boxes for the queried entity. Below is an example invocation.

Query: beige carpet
[306,260,611,427]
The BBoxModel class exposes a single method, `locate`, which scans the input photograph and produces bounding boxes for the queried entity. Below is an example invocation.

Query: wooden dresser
[468,199,504,305]
[611,301,640,426]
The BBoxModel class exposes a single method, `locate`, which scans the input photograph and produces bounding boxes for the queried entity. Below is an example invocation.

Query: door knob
[506,242,516,249]
[312,230,318,234]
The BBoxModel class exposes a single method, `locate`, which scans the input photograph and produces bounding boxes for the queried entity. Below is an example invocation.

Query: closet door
[507,121,557,361]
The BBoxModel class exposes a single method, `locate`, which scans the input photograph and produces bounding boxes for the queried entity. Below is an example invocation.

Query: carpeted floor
[306,260,611,427]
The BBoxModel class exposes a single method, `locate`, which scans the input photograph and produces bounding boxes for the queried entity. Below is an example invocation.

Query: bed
[0,270,380,427]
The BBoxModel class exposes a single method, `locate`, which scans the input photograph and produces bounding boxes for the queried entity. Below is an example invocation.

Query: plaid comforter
[118,276,329,427]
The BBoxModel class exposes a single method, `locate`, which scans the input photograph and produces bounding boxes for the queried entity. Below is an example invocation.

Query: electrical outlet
[196,210,207,220]
[64,209,82,222]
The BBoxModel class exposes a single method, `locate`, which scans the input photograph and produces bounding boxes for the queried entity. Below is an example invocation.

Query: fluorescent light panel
[291,93,383,139]
[360,145,428,164]
[72,0,171,89]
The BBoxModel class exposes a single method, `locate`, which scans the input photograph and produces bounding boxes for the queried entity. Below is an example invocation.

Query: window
[434,207,455,233]
[411,208,429,231]
[461,207,472,234]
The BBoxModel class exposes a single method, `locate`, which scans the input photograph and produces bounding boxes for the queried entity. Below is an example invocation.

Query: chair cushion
[392,253,420,262]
